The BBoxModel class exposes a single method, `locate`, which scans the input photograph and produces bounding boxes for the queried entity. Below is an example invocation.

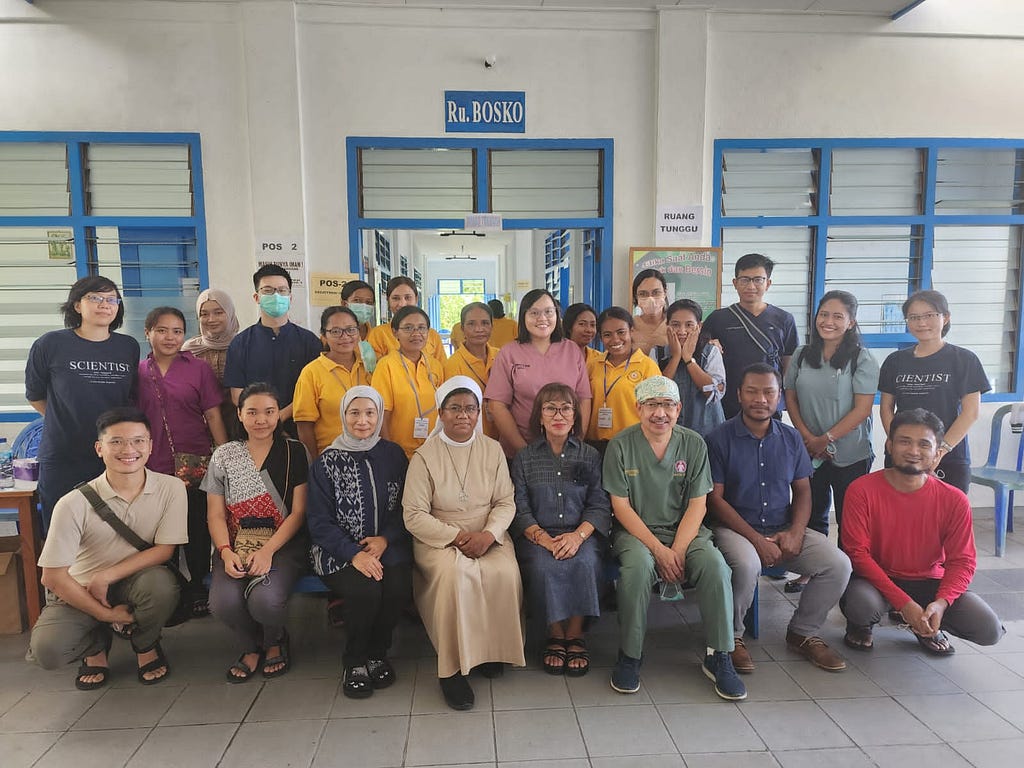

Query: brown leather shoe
[731,637,755,674]
[786,631,846,671]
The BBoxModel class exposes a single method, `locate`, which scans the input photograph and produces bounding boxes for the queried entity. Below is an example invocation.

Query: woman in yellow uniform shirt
[294,306,371,460]
[444,302,499,439]
[366,277,447,364]
[376,306,446,458]
[586,306,660,452]
[564,302,601,367]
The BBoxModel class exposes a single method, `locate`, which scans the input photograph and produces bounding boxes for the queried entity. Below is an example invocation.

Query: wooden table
[0,489,43,628]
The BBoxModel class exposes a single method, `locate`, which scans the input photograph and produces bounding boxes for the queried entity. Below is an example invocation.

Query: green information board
[629,247,723,318]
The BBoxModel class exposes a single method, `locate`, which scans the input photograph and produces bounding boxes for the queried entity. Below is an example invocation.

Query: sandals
[76,634,113,691]
[226,651,262,683]
[191,597,211,619]
[564,638,591,677]
[343,665,373,699]
[916,630,955,656]
[262,631,291,678]
[843,626,874,652]
[137,642,171,685]
[367,657,396,689]
[543,638,568,675]
[784,578,806,594]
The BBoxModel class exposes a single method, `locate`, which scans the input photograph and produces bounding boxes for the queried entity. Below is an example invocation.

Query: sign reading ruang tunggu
[444,91,526,133]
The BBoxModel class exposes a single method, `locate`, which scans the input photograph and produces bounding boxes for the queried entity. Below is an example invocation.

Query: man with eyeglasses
[29,408,187,690]
[224,265,321,437]
[603,376,746,701]
[702,253,799,419]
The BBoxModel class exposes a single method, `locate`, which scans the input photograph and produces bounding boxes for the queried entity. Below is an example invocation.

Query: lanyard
[603,352,633,399]
[327,360,363,393]
[399,353,437,419]
[461,346,489,389]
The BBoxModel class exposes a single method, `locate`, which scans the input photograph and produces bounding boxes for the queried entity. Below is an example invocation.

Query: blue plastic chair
[970,404,1024,557]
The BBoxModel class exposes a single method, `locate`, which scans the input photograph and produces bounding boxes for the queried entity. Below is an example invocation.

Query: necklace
[443,440,475,503]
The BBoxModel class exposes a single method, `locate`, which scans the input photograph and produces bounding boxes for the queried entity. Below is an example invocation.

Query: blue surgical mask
[348,301,374,325]
[259,293,291,318]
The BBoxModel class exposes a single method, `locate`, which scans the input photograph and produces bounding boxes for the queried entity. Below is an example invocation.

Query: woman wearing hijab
[183,288,241,437]
[307,386,411,700]
[402,376,525,711]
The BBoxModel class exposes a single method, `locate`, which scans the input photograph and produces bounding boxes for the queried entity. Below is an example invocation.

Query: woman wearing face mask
[138,307,228,617]
[307,386,411,700]
[631,269,669,356]
[293,306,372,461]
[660,299,726,437]
[366,276,447,364]
[340,279,378,373]
[183,288,241,438]
[564,303,601,366]
[444,302,500,439]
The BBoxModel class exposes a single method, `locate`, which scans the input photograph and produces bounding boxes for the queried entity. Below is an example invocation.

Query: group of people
[24,253,1004,709]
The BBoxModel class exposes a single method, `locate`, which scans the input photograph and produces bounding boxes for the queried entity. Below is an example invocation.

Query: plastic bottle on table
[0,438,13,490]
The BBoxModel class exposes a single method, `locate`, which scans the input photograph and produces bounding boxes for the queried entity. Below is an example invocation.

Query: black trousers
[808,458,873,538]
[321,563,412,667]
[183,485,211,599]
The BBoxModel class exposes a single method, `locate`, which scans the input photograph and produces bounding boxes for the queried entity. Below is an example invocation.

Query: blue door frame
[345,137,614,310]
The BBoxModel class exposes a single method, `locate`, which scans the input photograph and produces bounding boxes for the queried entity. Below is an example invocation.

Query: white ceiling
[357,0,920,17]
[416,231,514,261]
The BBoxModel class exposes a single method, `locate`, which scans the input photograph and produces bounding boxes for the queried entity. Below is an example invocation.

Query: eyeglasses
[258,287,291,296]
[541,404,576,417]
[735,276,768,287]
[640,399,678,412]
[103,437,150,450]
[398,324,429,335]
[526,308,557,320]
[324,327,360,338]
[84,294,122,306]
[444,404,480,416]
[668,321,699,331]
[636,290,665,300]
[906,312,942,324]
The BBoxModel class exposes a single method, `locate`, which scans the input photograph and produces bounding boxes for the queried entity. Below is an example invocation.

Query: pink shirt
[485,339,591,448]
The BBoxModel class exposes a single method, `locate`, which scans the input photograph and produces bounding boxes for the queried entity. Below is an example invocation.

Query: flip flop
[916,631,955,656]
[843,627,874,652]
[137,642,171,685]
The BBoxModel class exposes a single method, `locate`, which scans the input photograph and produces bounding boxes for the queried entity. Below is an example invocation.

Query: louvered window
[490,150,601,218]
[721,149,817,217]
[360,148,474,219]
[86,144,193,216]
[830,149,923,216]
[0,144,70,216]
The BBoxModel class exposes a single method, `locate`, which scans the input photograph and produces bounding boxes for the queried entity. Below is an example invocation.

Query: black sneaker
[439,673,475,711]
[702,651,747,701]
[610,651,642,694]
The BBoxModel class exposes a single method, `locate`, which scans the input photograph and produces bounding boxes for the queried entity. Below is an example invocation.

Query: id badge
[413,417,430,439]
[597,407,613,430]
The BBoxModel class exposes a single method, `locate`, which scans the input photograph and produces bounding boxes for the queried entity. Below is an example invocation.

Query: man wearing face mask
[224,265,322,438]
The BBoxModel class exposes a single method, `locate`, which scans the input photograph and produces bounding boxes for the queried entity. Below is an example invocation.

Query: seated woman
[511,383,611,677]
[204,383,309,682]
[307,386,412,700]
[402,376,526,711]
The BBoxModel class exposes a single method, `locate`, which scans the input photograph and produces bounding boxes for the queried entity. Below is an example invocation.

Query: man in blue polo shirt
[224,265,321,437]
[707,363,851,673]
[703,253,799,419]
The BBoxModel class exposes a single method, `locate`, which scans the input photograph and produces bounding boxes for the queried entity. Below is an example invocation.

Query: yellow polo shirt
[489,317,519,349]
[586,348,661,441]
[292,353,372,453]
[367,324,447,364]
[444,344,500,439]
[374,350,445,458]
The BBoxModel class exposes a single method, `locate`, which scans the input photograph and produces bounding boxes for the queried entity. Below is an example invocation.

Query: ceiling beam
[891,0,928,21]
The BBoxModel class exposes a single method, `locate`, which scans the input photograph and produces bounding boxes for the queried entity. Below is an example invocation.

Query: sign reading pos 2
[444,91,526,133]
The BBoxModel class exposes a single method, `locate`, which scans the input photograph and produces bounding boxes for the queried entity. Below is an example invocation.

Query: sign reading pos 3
[445,91,526,133]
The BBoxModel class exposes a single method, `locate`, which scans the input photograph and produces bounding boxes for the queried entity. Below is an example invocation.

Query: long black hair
[801,290,863,371]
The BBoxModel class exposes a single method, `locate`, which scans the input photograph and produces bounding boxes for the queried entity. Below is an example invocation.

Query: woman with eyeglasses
[403,376,525,710]
[631,269,670,356]
[879,290,989,493]
[27,276,140,531]
[366,276,447,364]
[660,299,726,437]
[485,288,592,457]
[293,306,373,461]
[443,302,500,439]
[374,305,446,459]
[511,383,611,677]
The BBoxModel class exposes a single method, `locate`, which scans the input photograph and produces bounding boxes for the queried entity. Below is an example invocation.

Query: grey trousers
[713,527,852,637]
[30,565,179,668]
[842,576,1005,647]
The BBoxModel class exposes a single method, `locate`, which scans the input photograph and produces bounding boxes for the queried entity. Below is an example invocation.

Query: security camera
[484,55,496,69]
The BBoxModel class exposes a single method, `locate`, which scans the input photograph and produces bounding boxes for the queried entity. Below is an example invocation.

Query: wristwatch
[940,441,954,452]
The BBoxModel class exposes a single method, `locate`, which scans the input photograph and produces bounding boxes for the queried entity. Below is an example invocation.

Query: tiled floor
[2,514,1023,768]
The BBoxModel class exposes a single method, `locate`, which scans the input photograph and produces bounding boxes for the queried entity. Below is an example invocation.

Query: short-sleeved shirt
[878,344,990,463]
[702,303,799,417]
[490,317,520,349]
[705,415,813,531]
[485,340,592,448]
[585,349,661,441]
[444,344,500,439]
[137,352,224,474]
[292,352,372,453]
[25,329,140,462]
[374,351,445,458]
[38,470,188,586]
[223,320,322,408]
[602,423,713,530]
[783,345,880,467]
[366,324,447,364]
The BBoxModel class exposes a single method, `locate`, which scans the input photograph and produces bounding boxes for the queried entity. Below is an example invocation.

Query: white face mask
[637,297,664,317]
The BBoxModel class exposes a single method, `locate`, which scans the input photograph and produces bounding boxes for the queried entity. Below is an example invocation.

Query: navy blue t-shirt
[223,320,322,407]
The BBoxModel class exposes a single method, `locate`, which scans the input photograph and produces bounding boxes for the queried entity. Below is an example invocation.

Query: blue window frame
[544,229,570,308]
[0,131,207,419]
[712,138,1024,399]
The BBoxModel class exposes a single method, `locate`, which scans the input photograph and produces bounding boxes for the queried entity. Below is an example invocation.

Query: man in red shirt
[840,408,1003,655]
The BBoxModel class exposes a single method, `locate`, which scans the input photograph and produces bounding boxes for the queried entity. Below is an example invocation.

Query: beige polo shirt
[38,470,188,586]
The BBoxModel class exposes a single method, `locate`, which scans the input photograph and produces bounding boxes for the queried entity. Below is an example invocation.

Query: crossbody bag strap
[76,482,150,552]
[727,303,776,359]
[146,359,178,455]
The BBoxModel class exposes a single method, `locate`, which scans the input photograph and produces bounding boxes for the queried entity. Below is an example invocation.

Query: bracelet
[577,529,588,541]
[216,544,232,554]
[826,431,836,443]
[940,441,954,452]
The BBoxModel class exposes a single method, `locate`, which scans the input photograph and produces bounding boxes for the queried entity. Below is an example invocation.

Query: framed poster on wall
[629,247,723,318]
